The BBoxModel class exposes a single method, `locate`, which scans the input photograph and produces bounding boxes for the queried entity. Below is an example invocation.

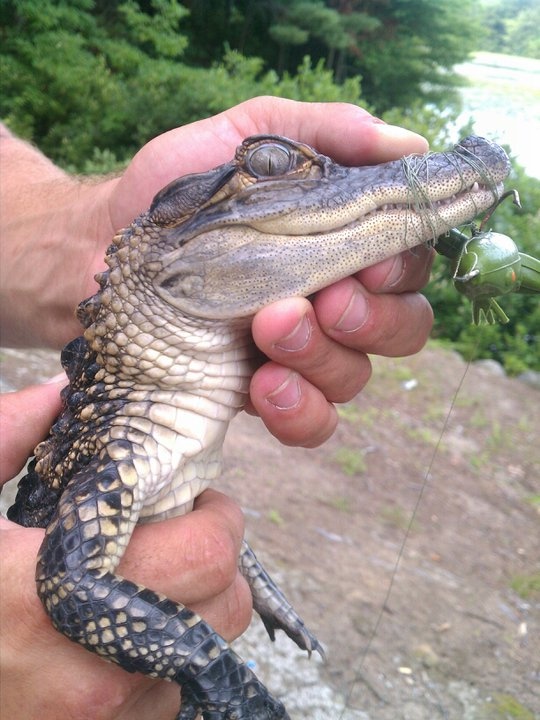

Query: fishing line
[338,334,480,718]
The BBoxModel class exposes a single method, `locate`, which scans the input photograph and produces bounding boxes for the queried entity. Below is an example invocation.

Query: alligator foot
[239,541,325,660]
[258,604,324,659]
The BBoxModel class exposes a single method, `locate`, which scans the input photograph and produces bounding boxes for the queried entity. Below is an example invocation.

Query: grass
[333,447,367,476]
[468,407,490,428]
[524,494,540,509]
[421,403,446,424]
[326,496,353,513]
[485,420,510,452]
[337,404,379,428]
[379,504,418,533]
[480,693,536,720]
[404,425,442,446]
[469,451,491,472]
[509,572,540,600]
[267,509,284,526]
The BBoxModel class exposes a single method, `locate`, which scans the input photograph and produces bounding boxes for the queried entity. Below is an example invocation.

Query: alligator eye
[246,143,293,177]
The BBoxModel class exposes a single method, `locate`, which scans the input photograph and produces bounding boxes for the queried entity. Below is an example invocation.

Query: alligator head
[137,134,510,321]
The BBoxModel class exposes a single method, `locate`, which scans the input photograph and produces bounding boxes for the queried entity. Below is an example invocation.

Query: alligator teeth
[362,182,489,221]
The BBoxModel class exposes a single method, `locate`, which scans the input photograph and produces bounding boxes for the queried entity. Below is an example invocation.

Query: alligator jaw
[129,135,513,320]
[151,151,508,319]
[314,179,504,239]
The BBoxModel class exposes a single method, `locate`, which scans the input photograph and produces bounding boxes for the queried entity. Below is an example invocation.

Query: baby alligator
[8,134,510,719]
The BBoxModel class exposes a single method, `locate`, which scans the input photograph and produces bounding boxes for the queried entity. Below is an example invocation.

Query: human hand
[0,381,251,720]
[1,97,433,450]
[101,97,433,447]
[248,245,434,446]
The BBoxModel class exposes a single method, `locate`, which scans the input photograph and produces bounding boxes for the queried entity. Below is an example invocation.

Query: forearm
[0,125,117,348]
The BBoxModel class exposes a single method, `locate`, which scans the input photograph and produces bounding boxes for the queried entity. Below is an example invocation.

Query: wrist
[0,133,119,347]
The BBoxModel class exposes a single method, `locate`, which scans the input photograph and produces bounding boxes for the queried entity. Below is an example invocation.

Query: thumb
[0,375,66,484]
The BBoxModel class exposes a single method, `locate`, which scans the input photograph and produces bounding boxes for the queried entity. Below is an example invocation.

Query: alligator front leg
[36,448,289,720]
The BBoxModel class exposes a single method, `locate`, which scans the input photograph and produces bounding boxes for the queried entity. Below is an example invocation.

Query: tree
[0,0,191,166]
[479,0,540,58]
[0,0,366,169]
[342,0,481,111]
[181,0,480,112]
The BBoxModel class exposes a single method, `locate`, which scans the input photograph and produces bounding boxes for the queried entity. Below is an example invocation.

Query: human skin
[0,97,433,719]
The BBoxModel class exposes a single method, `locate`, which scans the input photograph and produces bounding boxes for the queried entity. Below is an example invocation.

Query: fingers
[249,247,434,447]
[2,488,250,649]
[113,97,428,226]
[0,377,65,484]
[1,383,250,640]
[119,489,252,641]
[251,296,370,407]
[0,518,178,719]
[248,363,340,448]
[314,279,434,357]
[313,246,435,356]
[121,489,244,599]
[2,488,250,631]
[223,96,429,164]
[355,243,435,295]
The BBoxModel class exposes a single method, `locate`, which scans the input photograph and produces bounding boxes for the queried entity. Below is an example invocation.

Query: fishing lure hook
[436,190,540,324]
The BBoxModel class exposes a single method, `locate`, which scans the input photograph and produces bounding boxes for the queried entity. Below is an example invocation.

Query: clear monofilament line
[337,340,478,719]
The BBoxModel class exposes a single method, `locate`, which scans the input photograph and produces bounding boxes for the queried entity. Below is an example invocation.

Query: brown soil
[1,344,539,719]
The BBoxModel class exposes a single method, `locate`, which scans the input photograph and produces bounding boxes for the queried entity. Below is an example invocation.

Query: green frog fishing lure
[437,190,540,324]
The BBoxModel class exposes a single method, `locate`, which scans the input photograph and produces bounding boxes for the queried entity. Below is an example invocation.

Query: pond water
[454,52,540,178]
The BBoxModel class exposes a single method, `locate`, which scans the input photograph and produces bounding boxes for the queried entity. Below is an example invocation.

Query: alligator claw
[259,611,326,661]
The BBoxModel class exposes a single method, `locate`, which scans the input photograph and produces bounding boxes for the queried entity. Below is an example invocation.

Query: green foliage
[0,1,365,169]
[0,0,481,165]
[379,504,418,532]
[350,0,480,112]
[480,692,536,720]
[479,0,540,59]
[182,0,479,113]
[119,0,189,57]
[509,572,540,600]
[0,0,191,166]
[333,447,367,476]
[272,56,364,105]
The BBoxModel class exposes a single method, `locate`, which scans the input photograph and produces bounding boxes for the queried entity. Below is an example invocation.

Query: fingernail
[274,314,311,352]
[382,254,405,288]
[44,372,67,385]
[266,372,301,410]
[334,289,369,333]
[376,123,428,146]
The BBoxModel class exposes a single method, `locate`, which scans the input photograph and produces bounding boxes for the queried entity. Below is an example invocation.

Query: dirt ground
[1,344,539,719]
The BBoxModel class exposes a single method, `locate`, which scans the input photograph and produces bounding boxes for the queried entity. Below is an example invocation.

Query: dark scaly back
[7,270,110,528]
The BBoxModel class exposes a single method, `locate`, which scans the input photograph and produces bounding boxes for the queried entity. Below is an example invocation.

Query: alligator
[7,134,510,719]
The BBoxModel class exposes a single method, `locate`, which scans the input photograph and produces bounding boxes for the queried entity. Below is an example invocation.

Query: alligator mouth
[373,180,497,212]
[357,180,503,228]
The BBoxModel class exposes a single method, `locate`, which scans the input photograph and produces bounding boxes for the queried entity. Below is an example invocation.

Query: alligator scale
[8,135,512,719]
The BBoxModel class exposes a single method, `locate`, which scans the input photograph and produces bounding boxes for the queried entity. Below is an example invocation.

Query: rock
[516,370,540,389]
[413,643,440,668]
[473,359,506,376]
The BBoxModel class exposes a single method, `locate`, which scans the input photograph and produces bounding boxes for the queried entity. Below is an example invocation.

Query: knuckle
[199,525,240,591]
[220,577,253,641]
